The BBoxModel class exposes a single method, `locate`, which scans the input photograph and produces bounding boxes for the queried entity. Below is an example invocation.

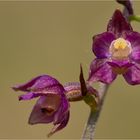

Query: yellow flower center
[114,38,127,50]
[110,38,132,60]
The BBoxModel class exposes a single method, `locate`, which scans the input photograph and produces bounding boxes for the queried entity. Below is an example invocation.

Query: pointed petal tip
[80,64,83,77]
[107,9,133,36]
[12,76,43,92]
[18,96,22,101]
[80,63,83,74]
[112,9,129,20]
[47,111,70,137]
[28,115,39,125]
[28,119,35,125]
[12,86,19,91]
[114,9,122,15]
[79,65,88,96]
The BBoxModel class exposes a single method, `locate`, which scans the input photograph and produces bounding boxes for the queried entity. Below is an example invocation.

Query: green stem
[129,15,140,22]
[81,83,109,140]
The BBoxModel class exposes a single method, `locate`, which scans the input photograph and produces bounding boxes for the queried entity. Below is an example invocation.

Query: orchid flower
[13,75,70,137]
[13,70,98,137]
[88,9,140,85]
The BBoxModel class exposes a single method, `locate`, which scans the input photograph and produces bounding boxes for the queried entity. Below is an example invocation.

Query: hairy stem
[81,83,109,140]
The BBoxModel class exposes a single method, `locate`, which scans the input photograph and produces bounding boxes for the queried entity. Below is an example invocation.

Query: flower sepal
[80,65,98,111]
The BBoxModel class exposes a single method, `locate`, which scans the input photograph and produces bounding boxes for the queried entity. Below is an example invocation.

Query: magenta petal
[30,75,64,92]
[13,76,43,91]
[18,92,40,101]
[53,96,69,125]
[92,32,115,58]
[123,63,140,85]
[131,51,140,64]
[28,104,54,124]
[107,9,132,37]
[107,59,134,68]
[48,111,70,137]
[88,59,117,84]
[107,60,134,75]
[125,32,140,63]
[13,75,64,94]
[28,95,61,124]
[125,32,140,48]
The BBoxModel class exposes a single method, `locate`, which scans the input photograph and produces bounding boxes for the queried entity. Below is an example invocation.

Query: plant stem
[129,15,140,22]
[81,83,109,140]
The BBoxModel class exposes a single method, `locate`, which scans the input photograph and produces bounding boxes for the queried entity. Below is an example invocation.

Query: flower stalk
[82,83,109,140]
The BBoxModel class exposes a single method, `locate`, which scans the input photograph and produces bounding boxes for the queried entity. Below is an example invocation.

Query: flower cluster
[13,1,140,137]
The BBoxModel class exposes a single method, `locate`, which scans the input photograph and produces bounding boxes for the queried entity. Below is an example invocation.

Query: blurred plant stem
[129,15,140,22]
[81,83,109,140]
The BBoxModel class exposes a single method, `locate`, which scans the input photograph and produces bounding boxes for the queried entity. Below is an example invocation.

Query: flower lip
[107,60,134,75]
[41,107,54,114]
[109,37,132,60]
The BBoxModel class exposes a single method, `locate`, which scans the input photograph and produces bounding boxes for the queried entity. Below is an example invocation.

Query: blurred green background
[0,1,140,139]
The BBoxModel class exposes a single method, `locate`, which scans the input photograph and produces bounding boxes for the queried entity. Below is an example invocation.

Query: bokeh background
[1,1,140,139]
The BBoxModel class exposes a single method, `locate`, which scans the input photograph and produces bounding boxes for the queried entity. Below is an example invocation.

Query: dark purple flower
[88,9,140,85]
[13,73,98,136]
[13,75,69,137]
